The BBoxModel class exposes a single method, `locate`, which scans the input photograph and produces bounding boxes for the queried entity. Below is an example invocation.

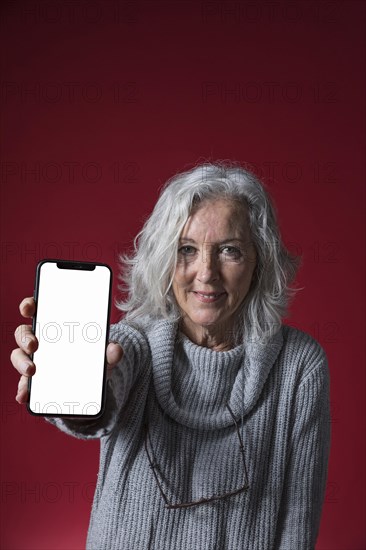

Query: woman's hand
[11,297,123,404]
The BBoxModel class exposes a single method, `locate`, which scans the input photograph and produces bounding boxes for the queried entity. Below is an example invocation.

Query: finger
[106,342,123,370]
[19,297,35,319]
[14,325,38,354]
[16,375,29,404]
[10,348,36,376]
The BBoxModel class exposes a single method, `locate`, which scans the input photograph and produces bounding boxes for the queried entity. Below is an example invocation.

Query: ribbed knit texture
[48,319,331,550]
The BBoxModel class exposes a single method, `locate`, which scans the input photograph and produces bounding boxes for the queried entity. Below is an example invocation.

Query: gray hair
[116,161,300,343]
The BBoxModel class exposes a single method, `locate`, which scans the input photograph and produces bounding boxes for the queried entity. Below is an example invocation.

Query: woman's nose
[197,245,219,283]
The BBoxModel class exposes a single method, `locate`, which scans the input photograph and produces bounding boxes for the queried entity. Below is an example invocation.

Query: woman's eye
[178,245,196,256]
[220,246,242,259]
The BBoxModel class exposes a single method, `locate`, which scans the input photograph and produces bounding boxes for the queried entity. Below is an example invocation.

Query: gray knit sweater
[48,319,331,550]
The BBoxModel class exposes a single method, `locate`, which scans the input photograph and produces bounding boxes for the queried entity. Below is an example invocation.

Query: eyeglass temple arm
[144,423,171,507]
[226,404,249,487]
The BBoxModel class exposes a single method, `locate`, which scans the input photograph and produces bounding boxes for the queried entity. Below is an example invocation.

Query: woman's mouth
[192,291,226,303]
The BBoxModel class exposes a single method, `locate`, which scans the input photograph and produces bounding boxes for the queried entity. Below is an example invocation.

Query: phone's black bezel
[27,258,113,419]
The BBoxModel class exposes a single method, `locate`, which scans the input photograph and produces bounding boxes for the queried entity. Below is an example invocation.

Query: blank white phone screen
[29,262,111,416]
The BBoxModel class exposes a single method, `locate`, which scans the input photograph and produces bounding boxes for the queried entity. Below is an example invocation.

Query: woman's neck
[179,319,236,351]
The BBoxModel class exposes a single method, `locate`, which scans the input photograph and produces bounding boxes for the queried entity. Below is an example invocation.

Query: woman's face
[172,198,257,345]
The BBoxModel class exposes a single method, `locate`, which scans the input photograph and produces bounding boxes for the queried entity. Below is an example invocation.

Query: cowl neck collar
[145,319,284,430]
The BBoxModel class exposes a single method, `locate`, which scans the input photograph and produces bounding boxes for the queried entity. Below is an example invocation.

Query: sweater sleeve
[45,321,150,440]
[274,350,331,550]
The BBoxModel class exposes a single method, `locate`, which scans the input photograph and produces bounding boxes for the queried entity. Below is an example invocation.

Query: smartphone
[27,259,112,418]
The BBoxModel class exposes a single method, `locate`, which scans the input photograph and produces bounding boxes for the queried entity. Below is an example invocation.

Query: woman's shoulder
[280,324,328,379]
[109,316,173,351]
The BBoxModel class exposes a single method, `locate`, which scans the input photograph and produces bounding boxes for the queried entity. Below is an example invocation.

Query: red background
[1,1,365,549]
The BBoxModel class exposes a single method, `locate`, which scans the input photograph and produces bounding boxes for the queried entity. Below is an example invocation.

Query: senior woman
[12,162,330,550]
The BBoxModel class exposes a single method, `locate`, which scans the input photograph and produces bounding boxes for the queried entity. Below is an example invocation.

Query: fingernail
[26,339,35,351]
[23,363,34,375]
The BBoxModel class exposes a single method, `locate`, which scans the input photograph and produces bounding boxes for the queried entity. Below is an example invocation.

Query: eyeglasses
[144,404,249,509]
